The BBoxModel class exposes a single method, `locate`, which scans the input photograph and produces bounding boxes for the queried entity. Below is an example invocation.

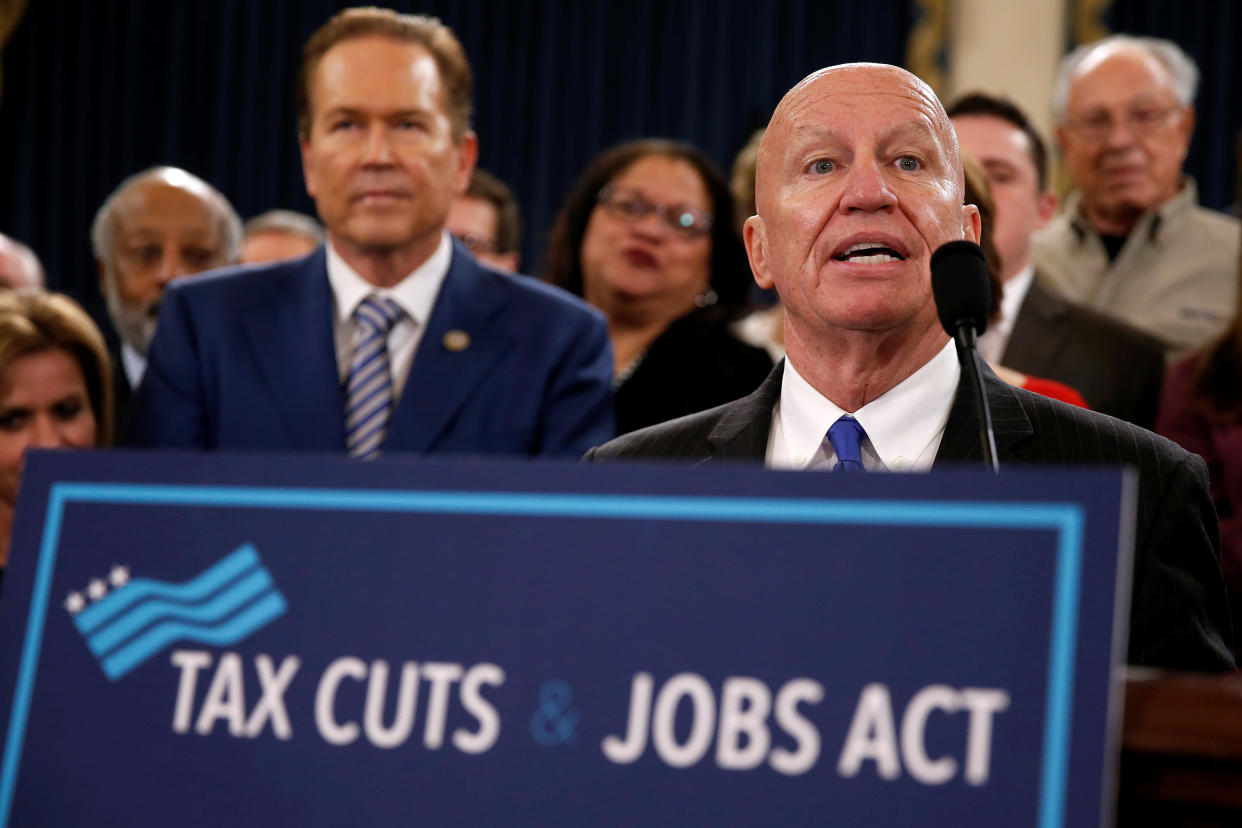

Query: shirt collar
[1066,177,1198,245]
[778,339,960,471]
[120,340,146,390]
[325,231,453,327]
[998,263,1035,327]
[977,264,1034,364]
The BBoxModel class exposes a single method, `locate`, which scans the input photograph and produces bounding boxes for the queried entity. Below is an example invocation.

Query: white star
[108,565,130,587]
[86,579,108,601]
[64,592,86,614]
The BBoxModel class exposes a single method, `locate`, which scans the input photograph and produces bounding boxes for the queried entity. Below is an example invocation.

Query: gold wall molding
[0,0,29,109]
[1069,0,1112,47]
[907,0,950,98]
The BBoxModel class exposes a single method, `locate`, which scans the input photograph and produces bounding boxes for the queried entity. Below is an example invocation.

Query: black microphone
[930,240,998,471]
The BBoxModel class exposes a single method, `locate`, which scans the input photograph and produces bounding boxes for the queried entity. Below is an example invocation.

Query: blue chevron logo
[68,544,287,681]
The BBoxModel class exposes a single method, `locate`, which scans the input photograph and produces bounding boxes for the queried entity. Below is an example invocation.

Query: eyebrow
[879,120,941,147]
[786,118,941,150]
[321,105,430,120]
[980,156,1019,169]
[1074,92,1177,113]
[785,123,847,149]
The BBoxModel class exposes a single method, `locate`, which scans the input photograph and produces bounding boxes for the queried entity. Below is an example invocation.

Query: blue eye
[811,159,834,175]
[897,156,920,171]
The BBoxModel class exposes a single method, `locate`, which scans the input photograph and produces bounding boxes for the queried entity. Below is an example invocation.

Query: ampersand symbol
[529,679,581,746]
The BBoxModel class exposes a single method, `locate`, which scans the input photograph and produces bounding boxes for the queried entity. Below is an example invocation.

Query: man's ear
[455,131,479,195]
[961,203,982,244]
[743,215,773,290]
[1054,123,1069,155]
[300,134,317,200]
[1035,190,1058,228]
[1173,106,1196,163]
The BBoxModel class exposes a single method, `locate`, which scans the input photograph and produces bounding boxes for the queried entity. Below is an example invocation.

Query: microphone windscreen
[930,240,991,336]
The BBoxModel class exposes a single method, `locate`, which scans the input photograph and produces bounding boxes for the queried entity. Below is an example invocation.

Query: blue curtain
[0,0,916,324]
[1102,0,1241,211]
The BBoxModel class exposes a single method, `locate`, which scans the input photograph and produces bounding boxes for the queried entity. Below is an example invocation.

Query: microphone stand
[952,325,999,472]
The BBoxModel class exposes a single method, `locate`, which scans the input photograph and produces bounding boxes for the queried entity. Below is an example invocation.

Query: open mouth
[355,190,409,203]
[834,241,907,265]
[622,248,658,268]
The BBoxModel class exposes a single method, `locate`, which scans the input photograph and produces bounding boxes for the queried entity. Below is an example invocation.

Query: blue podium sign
[0,452,1132,826]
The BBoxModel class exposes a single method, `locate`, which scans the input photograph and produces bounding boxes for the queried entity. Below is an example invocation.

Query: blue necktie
[345,295,405,460]
[827,416,867,471]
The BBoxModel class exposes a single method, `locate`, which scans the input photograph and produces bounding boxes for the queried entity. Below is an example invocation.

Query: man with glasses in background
[447,168,522,273]
[1033,35,1239,356]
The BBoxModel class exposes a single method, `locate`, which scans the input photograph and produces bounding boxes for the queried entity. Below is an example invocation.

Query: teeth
[848,254,900,265]
[844,241,893,255]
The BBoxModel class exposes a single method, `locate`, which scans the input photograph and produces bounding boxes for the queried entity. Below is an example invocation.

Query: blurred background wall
[0,0,1235,329]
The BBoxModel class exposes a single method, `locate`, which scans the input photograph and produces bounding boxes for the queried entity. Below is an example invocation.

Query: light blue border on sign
[1,482,1086,828]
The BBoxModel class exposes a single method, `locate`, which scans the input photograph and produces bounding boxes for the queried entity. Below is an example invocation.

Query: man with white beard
[91,166,241,427]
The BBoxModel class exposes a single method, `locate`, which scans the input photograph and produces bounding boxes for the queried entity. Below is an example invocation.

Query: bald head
[757,64,966,218]
[92,166,242,354]
[92,167,242,265]
[0,234,44,291]
[1053,38,1195,232]
[742,61,978,382]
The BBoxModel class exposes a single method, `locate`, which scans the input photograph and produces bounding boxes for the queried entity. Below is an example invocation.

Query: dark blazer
[1003,277,1166,429]
[615,312,773,436]
[107,337,133,437]
[128,242,615,457]
[587,362,1235,671]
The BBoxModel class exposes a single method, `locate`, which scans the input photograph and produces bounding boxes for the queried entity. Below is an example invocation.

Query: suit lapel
[699,359,1034,468]
[1001,278,1070,377]
[242,250,345,450]
[704,363,783,462]
[934,363,1034,466]
[385,247,511,453]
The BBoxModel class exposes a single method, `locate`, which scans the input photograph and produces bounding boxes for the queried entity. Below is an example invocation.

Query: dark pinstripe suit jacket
[586,362,1235,671]
[1003,278,1166,429]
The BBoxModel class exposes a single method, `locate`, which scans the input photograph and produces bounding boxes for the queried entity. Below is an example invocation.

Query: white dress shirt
[325,232,452,398]
[767,339,960,471]
[120,341,146,392]
[977,263,1035,364]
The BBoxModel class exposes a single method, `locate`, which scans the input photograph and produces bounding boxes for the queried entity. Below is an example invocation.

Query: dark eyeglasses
[1063,103,1182,142]
[597,185,713,239]
[453,232,502,255]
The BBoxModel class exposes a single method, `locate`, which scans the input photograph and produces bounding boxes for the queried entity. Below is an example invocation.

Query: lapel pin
[443,329,471,352]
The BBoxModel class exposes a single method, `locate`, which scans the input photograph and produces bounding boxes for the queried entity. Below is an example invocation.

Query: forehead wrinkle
[758,65,964,209]
[1074,43,1172,89]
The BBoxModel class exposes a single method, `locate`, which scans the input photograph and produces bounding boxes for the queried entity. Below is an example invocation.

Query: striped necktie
[827,416,867,471]
[345,294,405,460]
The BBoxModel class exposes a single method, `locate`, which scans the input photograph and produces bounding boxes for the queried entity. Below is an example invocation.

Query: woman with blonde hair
[0,291,112,583]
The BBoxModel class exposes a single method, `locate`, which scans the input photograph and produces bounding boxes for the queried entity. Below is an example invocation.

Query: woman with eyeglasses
[0,291,112,592]
[544,139,772,435]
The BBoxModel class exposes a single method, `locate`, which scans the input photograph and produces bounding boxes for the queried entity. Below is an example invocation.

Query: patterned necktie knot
[827,416,867,471]
[355,294,404,336]
[345,295,405,460]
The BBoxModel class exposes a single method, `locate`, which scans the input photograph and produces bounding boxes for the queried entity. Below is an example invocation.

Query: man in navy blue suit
[128,7,614,458]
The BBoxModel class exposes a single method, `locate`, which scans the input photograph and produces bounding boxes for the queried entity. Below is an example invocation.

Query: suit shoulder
[588,402,737,461]
[1011,383,1197,470]
[483,265,606,326]
[1188,204,1242,240]
[164,257,310,306]
[1060,299,1167,356]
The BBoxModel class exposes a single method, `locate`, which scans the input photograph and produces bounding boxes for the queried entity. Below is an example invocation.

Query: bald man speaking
[588,63,1233,671]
